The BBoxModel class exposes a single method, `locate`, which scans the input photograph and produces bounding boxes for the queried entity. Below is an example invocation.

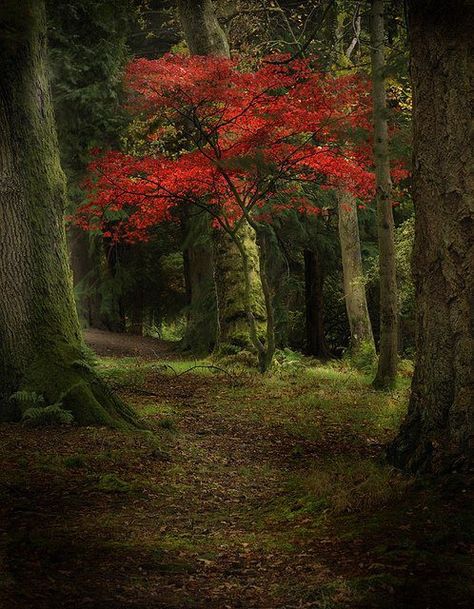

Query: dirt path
[0,385,357,609]
[1,332,472,609]
[85,328,179,359]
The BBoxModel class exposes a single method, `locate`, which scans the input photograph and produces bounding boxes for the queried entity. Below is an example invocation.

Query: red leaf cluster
[75,54,403,241]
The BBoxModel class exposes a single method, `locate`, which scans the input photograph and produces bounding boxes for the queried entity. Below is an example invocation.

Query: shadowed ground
[0,331,472,609]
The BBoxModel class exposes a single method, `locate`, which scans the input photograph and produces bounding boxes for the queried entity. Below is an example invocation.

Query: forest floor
[1,332,473,609]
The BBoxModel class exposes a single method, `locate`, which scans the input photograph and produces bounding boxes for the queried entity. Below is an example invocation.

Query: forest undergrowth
[0,336,472,609]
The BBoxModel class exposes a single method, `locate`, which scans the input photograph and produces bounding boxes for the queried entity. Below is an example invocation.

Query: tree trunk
[0,1,140,428]
[304,249,330,358]
[180,211,218,354]
[387,0,474,473]
[177,0,267,353]
[370,0,399,389]
[177,0,230,57]
[69,226,104,329]
[215,224,267,351]
[337,190,375,356]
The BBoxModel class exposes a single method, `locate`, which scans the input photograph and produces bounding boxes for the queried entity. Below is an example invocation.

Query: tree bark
[304,249,331,358]
[387,0,474,473]
[180,210,218,354]
[0,1,140,428]
[337,191,375,356]
[177,0,230,57]
[215,224,267,351]
[177,0,267,353]
[370,0,399,389]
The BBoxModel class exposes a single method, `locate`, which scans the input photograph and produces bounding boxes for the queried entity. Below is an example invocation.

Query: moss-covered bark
[215,224,267,351]
[177,0,230,57]
[0,1,141,428]
[388,0,473,473]
[337,191,375,357]
[177,0,267,353]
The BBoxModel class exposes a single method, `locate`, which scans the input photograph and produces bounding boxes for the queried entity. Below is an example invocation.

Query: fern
[9,391,45,408]
[22,404,74,427]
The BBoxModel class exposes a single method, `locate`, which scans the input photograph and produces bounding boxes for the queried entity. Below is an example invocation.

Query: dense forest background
[53,0,413,362]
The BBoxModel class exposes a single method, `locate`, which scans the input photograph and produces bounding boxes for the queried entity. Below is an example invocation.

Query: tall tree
[338,191,375,357]
[388,0,473,473]
[370,0,399,388]
[0,1,139,427]
[334,3,375,360]
[177,0,267,353]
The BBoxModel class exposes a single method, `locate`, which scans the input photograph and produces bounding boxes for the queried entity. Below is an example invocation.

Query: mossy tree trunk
[0,1,140,428]
[370,0,399,389]
[177,0,267,353]
[228,223,275,372]
[215,224,267,352]
[337,190,375,357]
[388,0,473,473]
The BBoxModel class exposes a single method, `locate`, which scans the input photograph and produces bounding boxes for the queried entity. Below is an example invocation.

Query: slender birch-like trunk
[337,191,375,357]
[370,0,399,388]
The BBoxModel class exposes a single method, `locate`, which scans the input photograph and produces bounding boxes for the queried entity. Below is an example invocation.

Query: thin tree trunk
[69,226,104,328]
[370,0,399,388]
[388,0,473,473]
[304,249,331,358]
[0,1,140,428]
[177,0,267,353]
[337,191,375,356]
[255,227,276,372]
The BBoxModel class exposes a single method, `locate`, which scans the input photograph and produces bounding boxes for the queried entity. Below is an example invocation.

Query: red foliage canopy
[76,54,390,241]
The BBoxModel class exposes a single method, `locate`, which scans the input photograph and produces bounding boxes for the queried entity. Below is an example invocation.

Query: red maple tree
[77,54,376,237]
[76,53,394,369]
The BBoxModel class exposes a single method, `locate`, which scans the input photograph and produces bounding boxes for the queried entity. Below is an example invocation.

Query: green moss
[215,225,267,350]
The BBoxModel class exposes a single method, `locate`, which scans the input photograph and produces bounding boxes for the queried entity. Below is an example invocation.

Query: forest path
[1,332,472,609]
[84,328,179,360]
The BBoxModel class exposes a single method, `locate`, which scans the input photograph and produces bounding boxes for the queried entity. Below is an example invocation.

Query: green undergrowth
[1,351,472,608]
